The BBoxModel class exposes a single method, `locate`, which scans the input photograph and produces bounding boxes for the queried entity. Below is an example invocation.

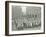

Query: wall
[0,0,46,37]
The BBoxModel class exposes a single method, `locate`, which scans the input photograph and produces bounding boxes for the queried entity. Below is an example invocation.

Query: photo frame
[5,1,45,36]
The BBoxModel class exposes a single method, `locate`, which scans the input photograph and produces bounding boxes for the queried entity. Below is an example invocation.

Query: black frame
[5,1,45,36]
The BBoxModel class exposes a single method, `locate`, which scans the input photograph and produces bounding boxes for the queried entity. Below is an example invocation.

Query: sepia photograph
[5,1,45,36]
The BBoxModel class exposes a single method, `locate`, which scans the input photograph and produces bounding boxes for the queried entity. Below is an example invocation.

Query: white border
[9,3,44,34]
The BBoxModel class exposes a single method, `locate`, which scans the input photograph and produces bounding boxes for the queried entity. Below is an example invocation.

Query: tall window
[21,6,26,15]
